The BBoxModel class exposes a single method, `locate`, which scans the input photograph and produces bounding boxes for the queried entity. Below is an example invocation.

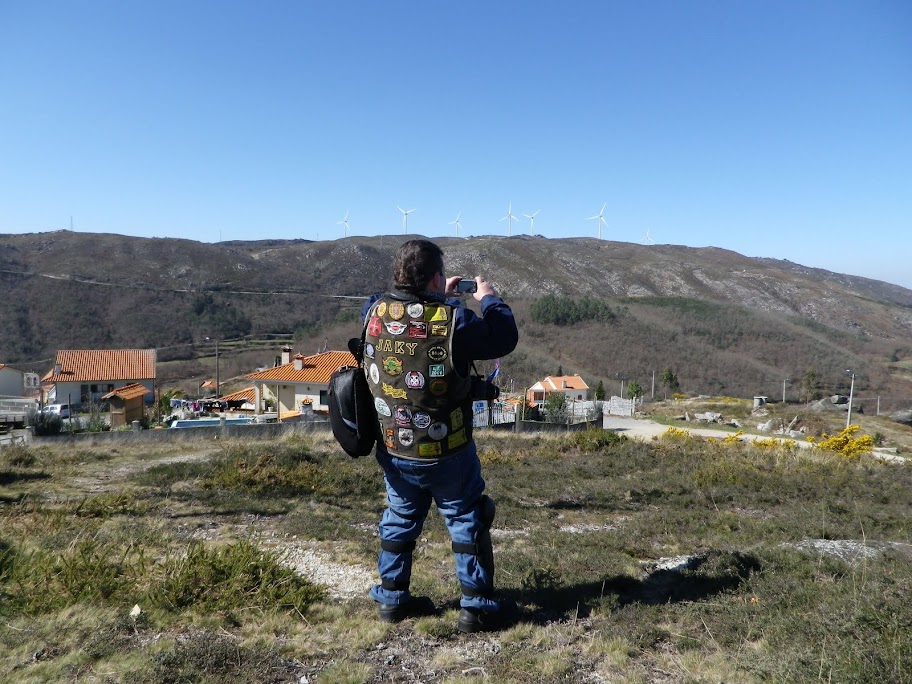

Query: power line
[0,267,370,299]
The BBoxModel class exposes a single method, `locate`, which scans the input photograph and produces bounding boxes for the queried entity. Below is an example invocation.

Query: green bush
[566,428,624,453]
[27,410,63,436]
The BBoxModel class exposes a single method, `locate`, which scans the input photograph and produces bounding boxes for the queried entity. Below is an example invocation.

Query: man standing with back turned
[362,239,519,632]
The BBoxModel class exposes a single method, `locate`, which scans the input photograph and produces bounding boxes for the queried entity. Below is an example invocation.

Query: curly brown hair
[393,239,444,293]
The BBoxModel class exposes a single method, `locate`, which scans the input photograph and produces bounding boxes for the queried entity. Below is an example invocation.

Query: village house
[0,364,28,398]
[244,346,355,417]
[526,374,591,407]
[42,349,157,409]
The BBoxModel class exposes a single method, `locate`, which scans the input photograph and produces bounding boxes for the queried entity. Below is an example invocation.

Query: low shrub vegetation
[1,430,910,683]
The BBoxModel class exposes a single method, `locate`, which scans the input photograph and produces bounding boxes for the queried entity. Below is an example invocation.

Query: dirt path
[603,415,816,448]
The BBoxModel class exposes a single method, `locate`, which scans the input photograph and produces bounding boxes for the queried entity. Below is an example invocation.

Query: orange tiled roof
[246,350,356,384]
[43,349,157,383]
[542,375,590,391]
[102,383,152,401]
[221,387,256,403]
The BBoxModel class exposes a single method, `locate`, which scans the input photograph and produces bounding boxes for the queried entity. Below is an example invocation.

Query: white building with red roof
[42,349,157,408]
[526,374,591,407]
[245,346,355,417]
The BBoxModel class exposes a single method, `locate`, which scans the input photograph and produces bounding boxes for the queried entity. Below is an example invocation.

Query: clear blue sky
[2,1,910,288]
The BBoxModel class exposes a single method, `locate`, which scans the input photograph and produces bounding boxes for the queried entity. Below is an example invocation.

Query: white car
[41,403,71,419]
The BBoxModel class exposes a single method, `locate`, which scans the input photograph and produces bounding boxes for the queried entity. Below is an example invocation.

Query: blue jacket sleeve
[453,295,519,365]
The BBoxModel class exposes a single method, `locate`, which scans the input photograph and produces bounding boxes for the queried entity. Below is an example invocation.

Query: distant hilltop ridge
[1,231,910,409]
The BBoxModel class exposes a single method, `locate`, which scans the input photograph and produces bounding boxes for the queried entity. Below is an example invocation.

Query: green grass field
[2,428,911,683]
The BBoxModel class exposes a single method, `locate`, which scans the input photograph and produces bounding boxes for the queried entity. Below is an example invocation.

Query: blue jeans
[370,442,499,611]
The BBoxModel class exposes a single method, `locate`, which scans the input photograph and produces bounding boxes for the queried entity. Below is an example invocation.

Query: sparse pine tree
[626,380,643,399]
[595,380,605,401]
[556,365,563,377]
[660,368,679,400]
[801,367,819,403]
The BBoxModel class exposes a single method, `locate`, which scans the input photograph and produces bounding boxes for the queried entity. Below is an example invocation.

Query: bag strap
[347,315,370,367]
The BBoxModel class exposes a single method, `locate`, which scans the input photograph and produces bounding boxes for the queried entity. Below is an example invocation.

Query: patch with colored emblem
[450,408,463,430]
[427,346,448,362]
[382,356,403,376]
[376,302,387,317]
[447,429,467,449]
[382,383,408,399]
[408,321,428,339]
[384,429,396,450]
[418,441,442,457]
[428,422,448,440]
[430,324,448,336]
[412,411,431,429]
[425,305,448,322]
[429,379,448,396]
[369,363,380,384]
[374,397,392,416]
[406,303,424,319]
[364,343,375,359]
[388,302,405,320]
[398,429,414,447]
[366,316,382,337]
[428,364,445,378]
[404,371,425,389]
[394,405,412,426]
[385,321,407,335]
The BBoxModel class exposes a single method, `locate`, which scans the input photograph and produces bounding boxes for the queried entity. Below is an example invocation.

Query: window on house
[319,390,328,407]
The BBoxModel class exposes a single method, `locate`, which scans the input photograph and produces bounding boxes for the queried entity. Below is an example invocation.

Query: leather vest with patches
[363,294,472,460]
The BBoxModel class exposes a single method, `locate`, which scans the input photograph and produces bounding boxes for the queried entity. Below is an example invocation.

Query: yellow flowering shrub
[661,426,692,441]
[813,425,875,458]
[723,430,744,445]
[752,437,797,451]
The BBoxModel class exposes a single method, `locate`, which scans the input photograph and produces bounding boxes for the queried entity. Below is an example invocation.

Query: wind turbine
[643,229,654,245]
[449,211,462,237]
[397,206,415,234]
[499,202,518,236]
[523,210,539,236]
[587,203,608,239]
[337,210,350,237]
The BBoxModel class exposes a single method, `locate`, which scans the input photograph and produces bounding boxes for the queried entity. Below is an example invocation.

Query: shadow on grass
[505,551,762,622]
[0,470,51,485]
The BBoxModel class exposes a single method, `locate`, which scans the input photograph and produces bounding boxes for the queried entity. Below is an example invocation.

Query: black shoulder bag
[327,324,378,457]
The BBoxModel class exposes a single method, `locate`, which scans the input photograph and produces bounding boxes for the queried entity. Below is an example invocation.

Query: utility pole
[782,378,789,404]
[845,370,856,429]
[651,370,655,400]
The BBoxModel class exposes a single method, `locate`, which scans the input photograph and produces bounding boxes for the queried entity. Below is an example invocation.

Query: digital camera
[470,375,500,401]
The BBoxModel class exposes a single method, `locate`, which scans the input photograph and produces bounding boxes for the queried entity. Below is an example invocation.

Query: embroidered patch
[369,363,380,384]
[447,429,467,449]
[430,324,448,336]
[404,371,425,389]
[384,429,396,450]
[364,343,375,359]
[428,422,448,440]
[394,405,412,426]
[398,428,414,447]
[382,356,403,376]
[366,316,382,337]
[382,383,408,399]
[428,363,445,378]
[412,411,432,429]
[374,397,392,417]
[408,321,428,339]
[418,441,442,457]
[450,408,463,430]
[427,346,448,362]
[388,302,405,320]
[429,379,448,396]
[376,302,388,318]
[425,305,448,322]
[406,303,424,319]
[385,321,407,335]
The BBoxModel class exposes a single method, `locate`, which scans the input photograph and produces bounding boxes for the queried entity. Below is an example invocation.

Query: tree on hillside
[801,367,820,404]
[660,368,680,400]
[544,392,567,424]
[594,380,605,401]
[626,380,643,400]
[556,365,563,377]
